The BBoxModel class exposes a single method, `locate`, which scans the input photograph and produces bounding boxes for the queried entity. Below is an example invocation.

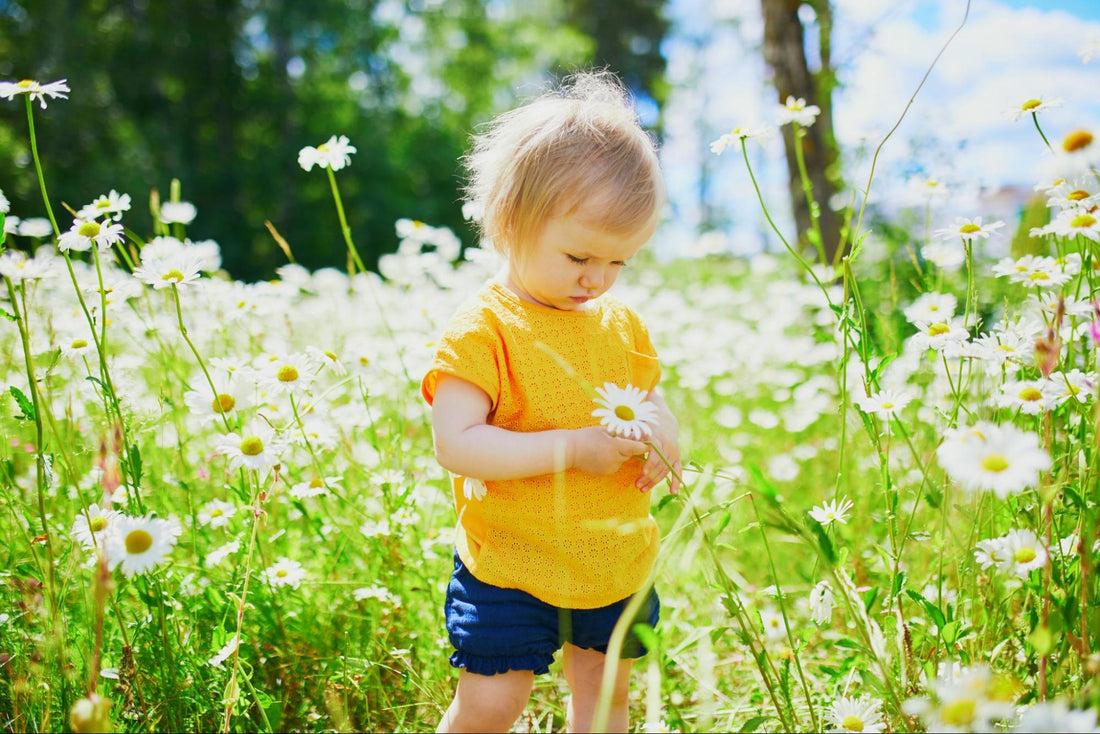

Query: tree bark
[760,0,844,263]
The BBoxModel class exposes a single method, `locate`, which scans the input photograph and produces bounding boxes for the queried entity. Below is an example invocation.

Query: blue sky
[657,0,1100,257]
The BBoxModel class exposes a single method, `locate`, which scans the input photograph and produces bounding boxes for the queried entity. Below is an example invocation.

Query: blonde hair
[464,70,663,257]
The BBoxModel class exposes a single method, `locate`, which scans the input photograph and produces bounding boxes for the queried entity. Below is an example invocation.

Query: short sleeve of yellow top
[421,281,662,610]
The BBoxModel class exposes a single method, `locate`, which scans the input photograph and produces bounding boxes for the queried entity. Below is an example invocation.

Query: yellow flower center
[1014,547,1037,563]
[276,569,289,578]
[959,223,982,234]
[309,477,324,488]
[96,199,112,209]
[880,402,894,409]
[89,516,108,532]
[1027,271,1050,281]
[71,339,88,349]
[927,322,950,336]
[1021,98,1042,111]
[1018,387,1043,401]
[323,350,338,362]
[77,221,101,238]
[17,80,34,89]
[997,344,1015,352]
[941,698,976,727]
[317,143,329,152]
[1063,129,1094,153]
[277,365,299,382]
[210,508,224,518]
[841,715,865,732]
[124,529,154,555]
[239,435,264,456]
[212,393,236,413]
[1067,190,1090,201]
[614,405,636,421]
[161,269,185,282]
[1070,214,1097,228]
[982,454,1009,472]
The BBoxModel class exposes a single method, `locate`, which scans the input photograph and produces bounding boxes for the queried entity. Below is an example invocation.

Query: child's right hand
[570,426,647,475]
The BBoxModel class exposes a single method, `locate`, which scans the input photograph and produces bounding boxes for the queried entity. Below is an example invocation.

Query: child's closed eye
[567,254,588,265]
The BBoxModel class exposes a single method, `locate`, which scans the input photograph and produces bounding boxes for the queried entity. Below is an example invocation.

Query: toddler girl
[421,70,681,733]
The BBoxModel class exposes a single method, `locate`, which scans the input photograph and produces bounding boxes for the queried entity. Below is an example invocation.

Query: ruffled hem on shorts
[449,650,553,676]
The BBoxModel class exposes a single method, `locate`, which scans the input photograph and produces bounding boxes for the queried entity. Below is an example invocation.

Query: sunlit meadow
[2,69,1100,733]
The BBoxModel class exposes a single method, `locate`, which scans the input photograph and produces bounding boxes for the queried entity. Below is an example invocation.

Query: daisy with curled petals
[855,389,913,419]
[57,218,125,253]
[808,580,833,625]
[709,124,773,155]
[132,250,205,290]
[263,557,306,589]
[0,78,70,108]
[996,379,1058,415]
[933,216,1005,242]
[298,135,357,172]
[106,514,181,577]
[77,190,131,222]
[1002,96,1062,122]
[215,422,282,473]
[936,421,1051,498]
[828,695,885,733]
[776,96,820,127]
[72,503,119,550]
[159,201,197,225]
[592,383,658,440]
[462,476,488,501]
[808,496,852,527]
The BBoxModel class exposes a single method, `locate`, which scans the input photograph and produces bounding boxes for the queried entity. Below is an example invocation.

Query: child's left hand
[636,389,681,494]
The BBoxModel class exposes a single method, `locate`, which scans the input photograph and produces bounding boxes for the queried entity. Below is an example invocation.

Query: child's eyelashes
[566,254,629,268]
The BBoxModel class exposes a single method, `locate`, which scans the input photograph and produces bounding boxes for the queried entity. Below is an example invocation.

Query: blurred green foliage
[0,0,668,279]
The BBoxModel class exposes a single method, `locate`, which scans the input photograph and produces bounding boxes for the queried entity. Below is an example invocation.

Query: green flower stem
[326,167,366,277]
[1031,112,1054,153]
[5,275,57,615]
[170,283,232,433]
[740,138,834,309]
[222,472,263,733]
[24,97,60,237]
[91,247,110,362]
[792,124,828,265]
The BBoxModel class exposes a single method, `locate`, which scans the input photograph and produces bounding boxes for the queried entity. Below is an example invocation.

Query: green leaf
[9,386,35,422]
[941,620,962,646]
[631,623,659,652]
[129,443,143,485]
[711,510,731,538]
[745,463,779,504]
[891,570,906,600]
[906,590,946,629]
[862,586,879,613]
[805,515,836,564]
[656,493,678,512]
[0,308,15,322]
[737,716,769,733]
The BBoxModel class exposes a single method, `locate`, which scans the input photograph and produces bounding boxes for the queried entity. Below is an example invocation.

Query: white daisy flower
[996,379,1058,415]
[304,346,349,377]
[933,216,1005,242]
[462,476,487,501]
[360,518,392,538]
[298,134,356,172]
[855,389,913,419]
[58,334,97,360]
[57,218,125,253]
[204,537,241,568]
[0,188,8,213]
[0,78,70,108]
[591,382,658,440]
[936,422,1051,498]
[808,581,833,625]
[759,607,788,642]
[828,695,885,733]
[258,353,315,396]
[76,190,131,222]
[353,584,400,605]
[158,201,197,225]
[71,503,119,550]
[263,557,306,589]
[1002,96,1063,122]
[132,250,204,290]
[215,424,282,473]
[904,292,957,325]
[1047,207,1100,242]
[909,318,970,352]
[1014,700,1100,732]
[709,124,774,154]
[208,635,240,668]
[106,514,181,577]
[0,250,56,281]
[966,331,1033,365]
[904,175,951,204]
[17,217,53,238]
[994,528,1048,578]
[1047,369,1095,405]
[289,475,342,499]
[3,214,17,234]
[808,496,852,527]
[197,499,237,528]
[776,96,820,127]
[183,374,250,425]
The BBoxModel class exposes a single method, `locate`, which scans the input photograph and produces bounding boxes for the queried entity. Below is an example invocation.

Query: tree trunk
[759,0,844,263]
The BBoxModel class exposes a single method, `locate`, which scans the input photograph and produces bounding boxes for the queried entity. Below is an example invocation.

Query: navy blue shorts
[444,553,660,676]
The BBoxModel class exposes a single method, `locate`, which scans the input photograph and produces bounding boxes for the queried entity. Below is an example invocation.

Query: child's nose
[579,267,606,290]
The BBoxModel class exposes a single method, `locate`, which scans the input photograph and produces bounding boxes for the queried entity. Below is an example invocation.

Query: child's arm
[431,374,648,481]
[636,388,682,494]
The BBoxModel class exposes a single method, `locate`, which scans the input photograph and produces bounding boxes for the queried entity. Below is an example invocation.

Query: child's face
[505,207,657,311]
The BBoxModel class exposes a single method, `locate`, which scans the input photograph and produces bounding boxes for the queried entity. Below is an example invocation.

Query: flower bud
[69,693,111,733]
